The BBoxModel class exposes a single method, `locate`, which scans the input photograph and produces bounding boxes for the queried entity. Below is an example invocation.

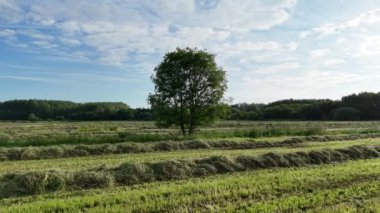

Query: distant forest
[0,101,153,121]
[1,92,380,121]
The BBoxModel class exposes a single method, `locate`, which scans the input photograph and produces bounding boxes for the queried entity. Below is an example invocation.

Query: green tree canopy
[149,47,227,136]
[333,107,361,121]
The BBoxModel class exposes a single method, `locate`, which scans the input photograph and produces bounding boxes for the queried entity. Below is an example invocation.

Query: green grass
[2,159,380,212]
[0,127,324,147]
[1,120,380,147]
[3,121,380,211]
[1,137,380,175]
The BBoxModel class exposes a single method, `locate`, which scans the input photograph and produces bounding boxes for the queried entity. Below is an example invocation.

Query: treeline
[1,92,380,121]
[0,100,153,121]
[229,92,380,121]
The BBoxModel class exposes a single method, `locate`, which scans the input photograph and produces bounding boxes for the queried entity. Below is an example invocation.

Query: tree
[27,113,39,122]
[341,92,380,120]
[333,107,361,121]
[300,105,322,120]
[149,47,227,136]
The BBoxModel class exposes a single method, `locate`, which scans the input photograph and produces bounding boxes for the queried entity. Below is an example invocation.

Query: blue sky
[1,0,380,107]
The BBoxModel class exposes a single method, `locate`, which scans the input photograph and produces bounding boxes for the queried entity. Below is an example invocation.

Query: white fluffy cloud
[0,0,297,66]
[298,7,380,74]
[357,36,380,57]
[224,6,380,104]
[301,8,380,38]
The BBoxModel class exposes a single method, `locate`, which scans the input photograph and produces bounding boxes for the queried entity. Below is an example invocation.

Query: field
[1,121,380,212]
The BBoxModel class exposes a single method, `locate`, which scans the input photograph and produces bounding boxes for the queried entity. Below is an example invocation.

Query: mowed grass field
[1,121,380,212]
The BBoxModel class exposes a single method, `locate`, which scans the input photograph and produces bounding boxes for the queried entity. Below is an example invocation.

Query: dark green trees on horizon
[0,100,154,121]
[149,47,227,136]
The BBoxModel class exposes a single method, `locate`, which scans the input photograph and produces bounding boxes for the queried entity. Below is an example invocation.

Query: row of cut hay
[1,133,380,161]
[1,144,380,198]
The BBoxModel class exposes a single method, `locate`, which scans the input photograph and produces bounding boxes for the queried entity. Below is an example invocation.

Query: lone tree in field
[149,47,227,136]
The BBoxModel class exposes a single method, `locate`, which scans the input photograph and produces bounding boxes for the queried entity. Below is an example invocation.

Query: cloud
[297,7,380,74]
[0,0,23,22]
[19,30,55,41]
[0,29,16,37]
[146,0,297,30]
[0,75,51,82]
[32,40,58,49]
[57,21,81,33]
[357,36,380,57]
[322,59,346,66]
[309,48,330,57]
[301,8,380,38]
[3,1,380,107]
[253,62,299,74]
[0,0,297,66]
[216,41,298,64]
[60,38,81,46]
[346,8,380,27]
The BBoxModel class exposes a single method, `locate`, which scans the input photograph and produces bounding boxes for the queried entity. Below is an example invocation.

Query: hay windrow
[1,133,380,162]
[1,144,380,198]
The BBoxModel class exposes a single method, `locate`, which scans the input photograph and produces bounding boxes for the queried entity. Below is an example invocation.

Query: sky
[1,0,380,107]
